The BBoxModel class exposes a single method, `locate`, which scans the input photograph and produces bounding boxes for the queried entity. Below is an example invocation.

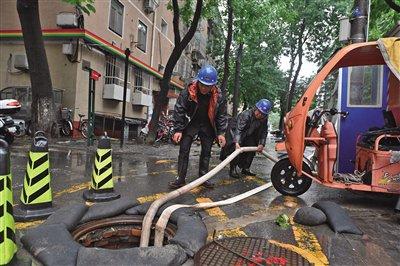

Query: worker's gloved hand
[257,144,264,153]
[173,132,182,143]
[235,143,241,150]
[218,135,226,148]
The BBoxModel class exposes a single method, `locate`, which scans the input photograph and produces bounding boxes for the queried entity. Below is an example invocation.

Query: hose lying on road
[154,182,273,247]
[140,147,279,247]
[140,147,258,247]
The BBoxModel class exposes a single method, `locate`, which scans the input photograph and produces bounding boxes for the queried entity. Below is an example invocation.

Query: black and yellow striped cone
[0,139,17,265]
[83,134,120,202]
[14,132,54,221]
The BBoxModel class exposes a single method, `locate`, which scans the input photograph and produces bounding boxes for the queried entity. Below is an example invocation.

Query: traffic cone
[14,132,54,221]
[0,139,17,265]
[83,134,120,202]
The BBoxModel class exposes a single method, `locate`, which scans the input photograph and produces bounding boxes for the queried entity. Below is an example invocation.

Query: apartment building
[0,0,211,138]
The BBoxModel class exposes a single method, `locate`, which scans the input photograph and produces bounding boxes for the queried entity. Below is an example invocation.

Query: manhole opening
[71,215,177,249]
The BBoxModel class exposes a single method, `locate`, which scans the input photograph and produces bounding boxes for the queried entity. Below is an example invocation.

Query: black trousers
[232,134,257,170]
[177,127,214,180]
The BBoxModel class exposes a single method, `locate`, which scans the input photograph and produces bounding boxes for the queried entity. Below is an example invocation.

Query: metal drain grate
[194,237,312,266]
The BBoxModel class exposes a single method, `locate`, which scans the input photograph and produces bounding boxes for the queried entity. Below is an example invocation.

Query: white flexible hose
[139,146,259,247]
[154,182,273,247]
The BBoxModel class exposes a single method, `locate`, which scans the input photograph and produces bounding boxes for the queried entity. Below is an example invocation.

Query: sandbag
[169,214,208,257]
[21,224,81,266]
[294,206,327,226]
[76,245,187,266]
[312,201,362,235]
[43,203,88,231]
[80,197,139,223]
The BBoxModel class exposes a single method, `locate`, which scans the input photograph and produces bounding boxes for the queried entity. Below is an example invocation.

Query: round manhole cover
[194,237,312,266]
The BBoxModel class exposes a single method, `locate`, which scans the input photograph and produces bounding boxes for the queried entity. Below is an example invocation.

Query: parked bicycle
[60,108,88,138]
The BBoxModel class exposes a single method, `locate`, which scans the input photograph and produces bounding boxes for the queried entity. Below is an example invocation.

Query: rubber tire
[61,121,72,136]
[80,121,88,139]
[14,124,25,138]
[4,133,14,144]
[271,158,312,196]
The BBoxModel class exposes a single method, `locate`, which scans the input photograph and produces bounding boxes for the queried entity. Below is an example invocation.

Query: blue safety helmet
[255,99,272,115]
[197,65,218,86]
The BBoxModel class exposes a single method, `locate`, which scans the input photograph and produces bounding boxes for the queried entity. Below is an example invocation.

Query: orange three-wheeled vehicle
[271,38,400,207]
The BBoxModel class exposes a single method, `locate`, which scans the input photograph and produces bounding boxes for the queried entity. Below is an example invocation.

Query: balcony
[132,87,152,106]
[103,76,131,102]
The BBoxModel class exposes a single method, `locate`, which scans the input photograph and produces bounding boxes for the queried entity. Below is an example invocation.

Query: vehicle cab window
[347,65,383,107]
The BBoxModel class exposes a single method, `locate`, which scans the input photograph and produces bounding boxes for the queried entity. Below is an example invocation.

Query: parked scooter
[0,99,21,144]
[0,115,17,144]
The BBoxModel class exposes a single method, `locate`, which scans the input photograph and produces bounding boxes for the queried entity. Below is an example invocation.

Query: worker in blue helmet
[220,99,272,178]
[169,65,227,189]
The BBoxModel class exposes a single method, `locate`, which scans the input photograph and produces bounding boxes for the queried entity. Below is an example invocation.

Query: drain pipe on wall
[154,182,273,247]
[140,146,261,247]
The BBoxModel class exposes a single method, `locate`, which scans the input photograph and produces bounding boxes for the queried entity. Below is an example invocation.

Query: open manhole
[71,215,177,249]
[194,237,312,266]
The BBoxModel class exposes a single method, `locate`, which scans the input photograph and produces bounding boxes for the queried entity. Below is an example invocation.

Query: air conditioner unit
[132,88,152,106]
[62,43,74,55]
[103,84,131,102]
[13,54,29,71]
[144,0,156,14]
[57,12,78,28]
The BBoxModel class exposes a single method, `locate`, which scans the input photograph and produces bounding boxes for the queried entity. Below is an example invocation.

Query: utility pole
[349,0,369,43]
[348,0,370,105]
[120,48,130,148]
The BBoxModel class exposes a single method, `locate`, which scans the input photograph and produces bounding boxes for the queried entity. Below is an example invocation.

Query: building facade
[0,0,211,138]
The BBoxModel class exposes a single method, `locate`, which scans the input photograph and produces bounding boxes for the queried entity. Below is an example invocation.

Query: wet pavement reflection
[8,137,400,265]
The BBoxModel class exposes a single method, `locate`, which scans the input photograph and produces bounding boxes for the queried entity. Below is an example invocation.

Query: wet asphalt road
[8,137,400,265]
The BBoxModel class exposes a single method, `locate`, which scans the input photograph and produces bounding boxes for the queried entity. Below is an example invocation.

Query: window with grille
[109,0,124,36]
[133,67,151,94]
[105,54,127,86]
[137,21,147,52]
[134,67,143,88]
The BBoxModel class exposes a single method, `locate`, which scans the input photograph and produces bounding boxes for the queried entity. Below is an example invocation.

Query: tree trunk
[17,0,56,137]
[148,0,203,141]
[285,47,303,112]
[285,19,306,113]
[232,42,243,117]
[220,0,233,100]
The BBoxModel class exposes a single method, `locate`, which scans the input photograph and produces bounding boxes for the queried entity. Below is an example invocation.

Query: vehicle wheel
[14,124,25,138]
[4,133,14,144]
[271,158,312,196]
[61,121,72,136]
[80,121,88,139]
